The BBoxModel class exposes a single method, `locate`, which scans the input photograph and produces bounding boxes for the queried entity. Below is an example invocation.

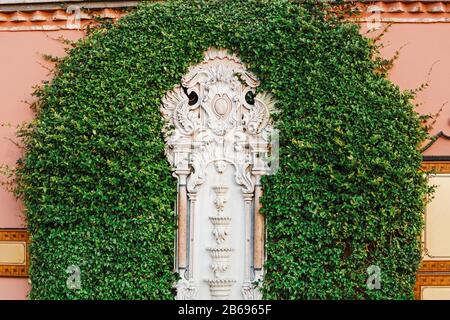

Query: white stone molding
[207,279,237,300]
[187,192,197,280]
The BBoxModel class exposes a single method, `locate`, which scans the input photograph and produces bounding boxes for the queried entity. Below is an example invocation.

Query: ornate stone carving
[209,216,231,244]
[207,279,237,300]
[212,186,228,213]
[206,184,235,299]
[162,48,275,300]
[207,248,234,278]
[161,48,276,194]
[241,281,263,300]
[175,280,198,300]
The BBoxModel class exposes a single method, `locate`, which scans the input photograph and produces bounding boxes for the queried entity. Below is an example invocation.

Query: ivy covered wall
[14,0,429,299]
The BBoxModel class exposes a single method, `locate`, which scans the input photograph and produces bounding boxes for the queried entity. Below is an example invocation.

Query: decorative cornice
[0,0,145,31]
[0,1,139,12]
[0,7,127,31]
[2,1,450,31]
[357,1,450,23]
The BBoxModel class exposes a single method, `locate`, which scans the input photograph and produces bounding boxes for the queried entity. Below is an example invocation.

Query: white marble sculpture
[161,48,276,300]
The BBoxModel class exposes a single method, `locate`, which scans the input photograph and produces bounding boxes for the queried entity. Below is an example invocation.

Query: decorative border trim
[421,161,450,173]
[0,8,127,31]
[2,2,450,31]
[354,1,450,24]
[422,169,450,260]
[416,164,450,299]
[359,1,450,13]
[0,229,29,277]
[0,1,139,12]
[420,260,450,272]
[415,274,450,300]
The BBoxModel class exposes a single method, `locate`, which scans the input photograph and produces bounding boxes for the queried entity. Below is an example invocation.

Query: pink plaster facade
[1,1,450,300]
[0,30,84,299]
[362,23,450,156]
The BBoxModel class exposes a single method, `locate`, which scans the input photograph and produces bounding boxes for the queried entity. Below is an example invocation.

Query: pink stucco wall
[0,30,84,300]
[0,22,450,299]
[0,278,31,300]
[362,23,450,156]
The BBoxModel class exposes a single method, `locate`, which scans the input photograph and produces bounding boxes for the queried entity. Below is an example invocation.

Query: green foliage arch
[16,0,428,299]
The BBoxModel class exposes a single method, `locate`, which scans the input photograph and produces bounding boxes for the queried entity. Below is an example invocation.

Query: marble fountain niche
[161,48,276,300]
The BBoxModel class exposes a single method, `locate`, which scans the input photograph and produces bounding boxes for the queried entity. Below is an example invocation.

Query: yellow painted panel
[422,287,450,300]
[424,174,450,260]
[0,242,26,265]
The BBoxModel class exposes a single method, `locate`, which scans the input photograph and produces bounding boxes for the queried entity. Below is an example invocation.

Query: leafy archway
[16,0,428,299]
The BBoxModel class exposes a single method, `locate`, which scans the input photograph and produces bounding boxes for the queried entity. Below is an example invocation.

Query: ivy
[14,0,429,299]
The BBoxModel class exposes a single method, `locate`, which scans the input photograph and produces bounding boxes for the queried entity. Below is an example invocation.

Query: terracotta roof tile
[1,1,450,31]
[52,10,68,21]
[30,11,47,22]
[429,3,447,13]
[10,11,27,22]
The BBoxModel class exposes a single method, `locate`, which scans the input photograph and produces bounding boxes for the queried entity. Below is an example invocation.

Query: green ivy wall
[14,0,429,299]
